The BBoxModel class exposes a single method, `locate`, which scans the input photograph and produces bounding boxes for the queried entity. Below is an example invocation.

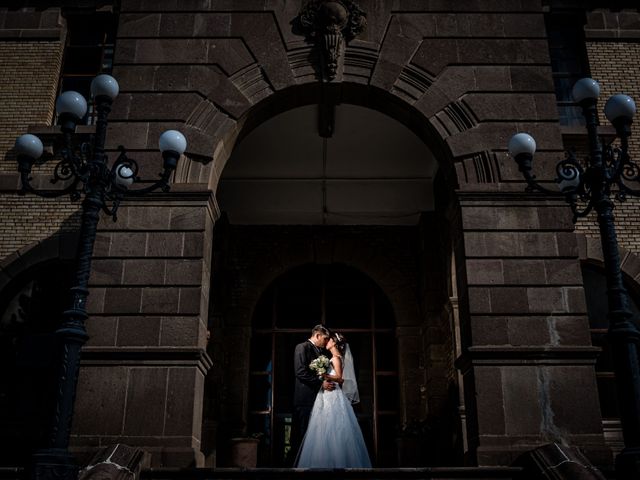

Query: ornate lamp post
[508,78,640,477]
[13,74,187,480]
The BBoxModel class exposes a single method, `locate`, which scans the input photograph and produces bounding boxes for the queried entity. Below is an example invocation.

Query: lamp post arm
[514,153,561,195]
[121,170,173,196]
[18,171,82,199]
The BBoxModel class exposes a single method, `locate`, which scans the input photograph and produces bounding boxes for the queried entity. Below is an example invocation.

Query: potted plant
[229,433,263,468]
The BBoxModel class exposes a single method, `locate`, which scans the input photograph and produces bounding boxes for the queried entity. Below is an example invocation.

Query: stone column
[71,187,216,467]
[457,194,611,466]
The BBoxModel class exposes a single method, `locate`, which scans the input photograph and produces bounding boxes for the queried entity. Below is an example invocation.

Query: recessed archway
[203,86,465,467]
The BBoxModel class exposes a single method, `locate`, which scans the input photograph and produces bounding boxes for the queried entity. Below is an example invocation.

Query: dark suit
[290,340,324,464]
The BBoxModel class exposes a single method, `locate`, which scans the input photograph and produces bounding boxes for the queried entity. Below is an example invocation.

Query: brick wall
[0,15,79,260]
[0,195,79,258]
[0,41,61,172]
[578,18,640,255]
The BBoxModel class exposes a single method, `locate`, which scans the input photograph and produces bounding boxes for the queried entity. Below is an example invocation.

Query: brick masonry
[575,39,640,253]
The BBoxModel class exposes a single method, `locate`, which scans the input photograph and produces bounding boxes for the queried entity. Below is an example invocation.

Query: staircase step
[142,467,523,480]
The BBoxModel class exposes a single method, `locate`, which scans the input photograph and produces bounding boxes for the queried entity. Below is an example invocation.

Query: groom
[290,324,334,464]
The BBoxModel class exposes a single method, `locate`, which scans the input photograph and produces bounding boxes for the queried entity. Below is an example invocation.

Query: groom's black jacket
[294,341,324,407]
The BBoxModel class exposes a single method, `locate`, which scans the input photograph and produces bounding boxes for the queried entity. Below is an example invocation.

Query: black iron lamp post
[508,78,640,477]
[13,74,187,480]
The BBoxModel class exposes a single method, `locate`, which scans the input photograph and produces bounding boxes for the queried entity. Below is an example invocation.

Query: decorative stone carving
[297,0,366,81]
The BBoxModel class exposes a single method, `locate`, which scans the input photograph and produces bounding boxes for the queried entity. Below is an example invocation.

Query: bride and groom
[291,325,372,468]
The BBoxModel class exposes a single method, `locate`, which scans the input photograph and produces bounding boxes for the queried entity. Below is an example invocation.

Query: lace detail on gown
[294,362,372,468]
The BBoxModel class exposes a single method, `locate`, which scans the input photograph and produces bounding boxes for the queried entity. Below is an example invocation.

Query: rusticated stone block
[470,316,509,345]
[108,232,148,257]
[86,287,106,315]
[503,367,541,435]
[170,206,206,230]
[183,232,205,257]
[468,286,492,313]
[510,65,555,91]
[178,287,204,315]
[127,205,171,231]
[122,259,166,285]
[165,368,199,436]
[105,122,149,150]
[147,232,183,257]
[194,13,231,37]
[160,316,204,347]
[112,65,156,90]
[165,259,204,285]
[526,287,567,313]
[553,316,592,345]
[159,12,195,37]
[489,287,529,314]
[502,259,546,285]
[371,15,424,89]
[466,259,504,285]
[120,92,201,122]
[116,316,161,346]
[85,317,118,347]
[462,205,540,230]
[90,259,124,285]
[123,367,168,436]
[104,287,142,314]
[118,13,161,37]
[93,233,111,257]
[475,367,505,434]
[75,366,128,436]
[507,317,550,345]
[141,287,179,314]
[549,366,602,433]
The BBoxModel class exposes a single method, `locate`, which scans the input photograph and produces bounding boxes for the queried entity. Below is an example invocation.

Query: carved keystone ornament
[298,0,367,81]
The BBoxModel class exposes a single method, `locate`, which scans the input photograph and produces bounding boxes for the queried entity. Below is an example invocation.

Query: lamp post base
[31,449,78,480]
[616,446,640,478]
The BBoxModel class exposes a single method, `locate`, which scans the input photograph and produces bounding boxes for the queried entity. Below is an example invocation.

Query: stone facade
[0,0,639,472]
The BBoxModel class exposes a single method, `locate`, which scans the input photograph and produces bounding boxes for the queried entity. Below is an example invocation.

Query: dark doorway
[0,260,74,466]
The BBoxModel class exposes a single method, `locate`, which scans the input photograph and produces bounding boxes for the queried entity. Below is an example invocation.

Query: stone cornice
[81,346,213,375]
[455,345,601,372]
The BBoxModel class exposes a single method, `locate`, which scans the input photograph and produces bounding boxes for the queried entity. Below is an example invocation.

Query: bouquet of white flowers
[309,355,330,378]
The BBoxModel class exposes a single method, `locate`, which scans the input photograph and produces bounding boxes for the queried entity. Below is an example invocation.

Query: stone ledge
[140,467,524,479]
[81,346,213,374]
[0,28,62,39]
[455,345,601,371]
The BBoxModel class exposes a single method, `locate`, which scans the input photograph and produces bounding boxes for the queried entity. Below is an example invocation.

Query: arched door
[248,263,398,466]
[0,260,74,465]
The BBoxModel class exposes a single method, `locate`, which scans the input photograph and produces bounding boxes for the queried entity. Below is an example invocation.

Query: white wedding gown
[294,361,372,468]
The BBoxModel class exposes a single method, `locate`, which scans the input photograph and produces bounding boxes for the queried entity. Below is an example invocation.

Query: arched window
[0,260,74,465]
[248,263,398,466]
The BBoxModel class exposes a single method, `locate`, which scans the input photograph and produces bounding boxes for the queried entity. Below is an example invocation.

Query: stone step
[141,467,524,480]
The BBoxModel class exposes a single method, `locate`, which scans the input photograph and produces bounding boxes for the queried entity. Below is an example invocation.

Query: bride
[294,332,372,468]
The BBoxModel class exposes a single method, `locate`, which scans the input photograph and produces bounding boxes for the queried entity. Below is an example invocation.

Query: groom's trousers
[290,405,313,464]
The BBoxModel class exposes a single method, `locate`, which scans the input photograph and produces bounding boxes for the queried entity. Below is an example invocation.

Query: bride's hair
[331,332,347,355]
